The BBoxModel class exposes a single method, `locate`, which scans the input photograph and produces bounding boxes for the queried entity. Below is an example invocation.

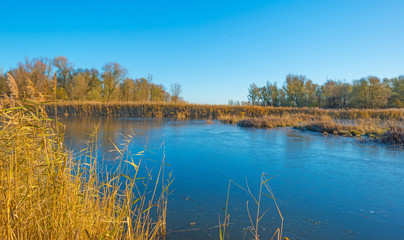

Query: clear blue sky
[1,0,403,104]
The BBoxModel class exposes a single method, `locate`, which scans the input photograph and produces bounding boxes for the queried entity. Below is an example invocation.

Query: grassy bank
[295,119,388,137]
[221,114,403,147]
[219,114,331,128]
[41,101,404,120]
[297,120,403,146]
[0,102,169,239]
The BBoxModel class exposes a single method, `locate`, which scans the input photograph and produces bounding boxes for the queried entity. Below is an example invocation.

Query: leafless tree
[102,62,128,102]
[170,83,182,102]
[53,56,74,91]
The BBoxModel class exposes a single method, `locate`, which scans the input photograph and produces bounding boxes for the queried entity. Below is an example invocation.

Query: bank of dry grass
[0,101,170,239]
[378,125,404,145]
[220,113,403,147]
[295,119,389,137]
[296,119,404,147]
[36,101,404,120]
[232,115,331,128]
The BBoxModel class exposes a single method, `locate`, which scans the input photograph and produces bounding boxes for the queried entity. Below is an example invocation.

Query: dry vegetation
[0,94,170,238]
[220,114,331,128]
[39,101,404,120]
[220,173,287,240]
[221,114,404,147]
[295,119,389,137]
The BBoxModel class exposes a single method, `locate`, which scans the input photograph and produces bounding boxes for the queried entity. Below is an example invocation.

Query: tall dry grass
[38,101,404,120]
[296,119,387,136]
[0,75,170,239]
[220,113,403,147]
[296,119,403,147]
[378,124,404,145]
[219,173,287,240]
[224,114,331,128]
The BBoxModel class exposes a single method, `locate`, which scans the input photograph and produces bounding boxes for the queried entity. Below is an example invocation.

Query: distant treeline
[1,57,403,109]
[0,56,183,102]
[232,74,403,109]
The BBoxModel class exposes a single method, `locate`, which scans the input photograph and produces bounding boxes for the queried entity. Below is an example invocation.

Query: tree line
[240,74,403,108]
[0,56,183,102]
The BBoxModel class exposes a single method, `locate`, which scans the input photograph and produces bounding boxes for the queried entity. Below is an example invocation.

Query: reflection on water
[62,117,404,240]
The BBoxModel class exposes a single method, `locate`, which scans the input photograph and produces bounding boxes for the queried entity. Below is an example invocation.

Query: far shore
[37,101,404,120]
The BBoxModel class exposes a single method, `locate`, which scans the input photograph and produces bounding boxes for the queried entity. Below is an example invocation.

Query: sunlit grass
[40,101,404,120]
[220,113,403,147]
[0,100,171,239]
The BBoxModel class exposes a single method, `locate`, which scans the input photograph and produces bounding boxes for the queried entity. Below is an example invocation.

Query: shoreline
[40,101,404,120]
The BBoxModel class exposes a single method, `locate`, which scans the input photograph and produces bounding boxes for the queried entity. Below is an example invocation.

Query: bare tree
[9,57,53,99]
[170,83,182,102]
[121,78,135,101]
[248,83,261,105]
[101,62,128,102]
[69,75,88,100]
[53,56,74,92]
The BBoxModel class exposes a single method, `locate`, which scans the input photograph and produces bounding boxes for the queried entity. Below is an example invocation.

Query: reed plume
[6,73,18,99]
[26,77,44,102]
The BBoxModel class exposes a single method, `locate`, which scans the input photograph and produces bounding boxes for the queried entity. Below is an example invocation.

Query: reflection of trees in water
[62,118,205,165]
[64,117,154,143]
[63,117,192,161]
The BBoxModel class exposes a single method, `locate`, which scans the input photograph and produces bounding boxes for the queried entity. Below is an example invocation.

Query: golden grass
[233,115,331,128]
[292,117,401,144]
[36,101,404,120]
[0,102,170,239]
[219,113,403,146]
[296,119,387,137]
[295,119,403,146]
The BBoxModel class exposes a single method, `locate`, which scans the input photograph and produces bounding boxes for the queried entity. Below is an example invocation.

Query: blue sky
[1,0,403,104]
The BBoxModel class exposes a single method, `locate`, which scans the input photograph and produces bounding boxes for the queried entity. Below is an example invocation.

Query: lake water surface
[62,117,404,240]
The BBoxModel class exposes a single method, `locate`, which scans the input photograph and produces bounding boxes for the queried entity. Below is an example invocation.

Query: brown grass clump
[219,114,331,128]
[0,102,170,238]
[296,119,404,147]
[219,111,403,147]
[217,114,244,124]
[375,124,404,146]
[296,119,387,137]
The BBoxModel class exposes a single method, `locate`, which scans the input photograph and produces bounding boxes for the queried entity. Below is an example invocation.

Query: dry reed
[0,75,170,239]
[219,173,287,240]
[36,101,404,120]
